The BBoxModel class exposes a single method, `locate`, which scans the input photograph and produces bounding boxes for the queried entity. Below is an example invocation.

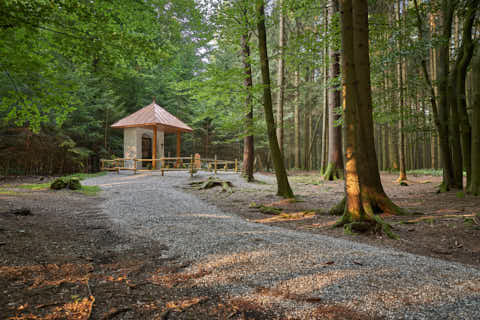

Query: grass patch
[0,188,19,195]
[16,172,105,192]
[406,169,443,176]
[75,185,101,196]
[63,172,106,181]
[17,182,51,190]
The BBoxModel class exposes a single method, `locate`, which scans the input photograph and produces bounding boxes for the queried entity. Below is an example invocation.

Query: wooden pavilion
[111,99,192,169]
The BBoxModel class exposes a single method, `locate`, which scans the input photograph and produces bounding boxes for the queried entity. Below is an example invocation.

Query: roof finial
[153,96,156,104]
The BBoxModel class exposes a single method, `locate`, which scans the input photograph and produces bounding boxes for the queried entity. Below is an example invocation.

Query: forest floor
[0,178,276,319]
[0,172,479,319]
[192,172,480,268]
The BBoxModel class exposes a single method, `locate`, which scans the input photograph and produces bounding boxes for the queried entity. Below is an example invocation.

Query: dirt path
[82,172,480,319]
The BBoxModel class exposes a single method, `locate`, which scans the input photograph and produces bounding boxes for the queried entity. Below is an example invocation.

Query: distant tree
[323,0,344,181]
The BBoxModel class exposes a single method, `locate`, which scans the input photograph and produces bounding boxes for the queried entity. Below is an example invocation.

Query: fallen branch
[86,279,95,320]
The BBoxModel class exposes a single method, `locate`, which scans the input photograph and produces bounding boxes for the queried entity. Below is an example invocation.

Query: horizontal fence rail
[100,156,238,176]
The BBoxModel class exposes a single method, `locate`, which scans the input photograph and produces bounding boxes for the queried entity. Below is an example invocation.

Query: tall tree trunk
[304,67,311,170]
[396,0,407,181]
[294,65,301,169]
[276,0,285,154]
[324,0,344,180]
[321,6,329,174]
[241,24,254,182]
[256,0,294,198]
[470,52,480,195]
[413,0,457,190]
[437,0,459,190]
[334,0,405,233]
[454,0,479,190]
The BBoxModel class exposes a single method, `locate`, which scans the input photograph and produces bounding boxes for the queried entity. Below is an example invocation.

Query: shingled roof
[111,100,193,133]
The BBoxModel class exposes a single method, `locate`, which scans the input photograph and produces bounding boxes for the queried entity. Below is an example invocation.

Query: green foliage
[1,0,210,174]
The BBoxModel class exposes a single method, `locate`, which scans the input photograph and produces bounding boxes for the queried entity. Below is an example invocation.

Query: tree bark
[276,0,285,154]
[294,64,301,169]
[334,0,405,233]
[304,67,311,170]
[437,0,459,190]
[321,6,329,174]
[413,0,457,190]
[396,0,407,181]
[256,0,294,198]
[454,0,479,190]
[470,52,480,195]
[324,0,344,180]
[241,21,254,182]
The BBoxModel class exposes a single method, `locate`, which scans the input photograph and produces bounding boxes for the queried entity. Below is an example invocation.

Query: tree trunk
[324,0,344,180]
[413,0,457,190]
[454,0,478,190]
[437,0,459,190]
[396,0,407,181]
[241,25,254,182]
[470,52,480,195]
[304,67,311,170]
[294,65,301,169]
[256,0,294,198]
[334,0,405,233]
[276,0,285,154]
[321,7,329,175]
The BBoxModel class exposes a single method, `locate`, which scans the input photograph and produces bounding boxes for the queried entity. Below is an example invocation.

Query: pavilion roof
[111,100,193,133]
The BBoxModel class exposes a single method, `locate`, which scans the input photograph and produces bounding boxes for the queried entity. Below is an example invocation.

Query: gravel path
[85,172,480,319]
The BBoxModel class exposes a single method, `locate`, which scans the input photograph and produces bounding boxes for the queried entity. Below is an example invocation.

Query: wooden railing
[100,155,238,176]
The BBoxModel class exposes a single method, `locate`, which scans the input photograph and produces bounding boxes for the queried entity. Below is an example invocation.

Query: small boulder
[50,178,67,190]
[67,177,82,190]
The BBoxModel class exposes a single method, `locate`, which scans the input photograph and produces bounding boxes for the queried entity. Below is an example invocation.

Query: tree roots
[323,163,343,181]
[188,177,233,193]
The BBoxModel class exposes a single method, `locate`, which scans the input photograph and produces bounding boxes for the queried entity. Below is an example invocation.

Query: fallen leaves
[164,296,208,312]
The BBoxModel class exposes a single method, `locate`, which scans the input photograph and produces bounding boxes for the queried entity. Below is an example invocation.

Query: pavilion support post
[153,126,157,169]
[176,131,181,167]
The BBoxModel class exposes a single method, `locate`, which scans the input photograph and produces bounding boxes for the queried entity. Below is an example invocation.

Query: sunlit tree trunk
[256,0,294,198]
[334,0,406,234]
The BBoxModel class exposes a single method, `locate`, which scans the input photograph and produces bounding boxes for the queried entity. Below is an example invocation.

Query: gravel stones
[84,171,480,319]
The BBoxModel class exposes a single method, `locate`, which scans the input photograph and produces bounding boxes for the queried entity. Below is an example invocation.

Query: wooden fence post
[190,154,194,177]
[214,155,217,174]
[235,159,238,173]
